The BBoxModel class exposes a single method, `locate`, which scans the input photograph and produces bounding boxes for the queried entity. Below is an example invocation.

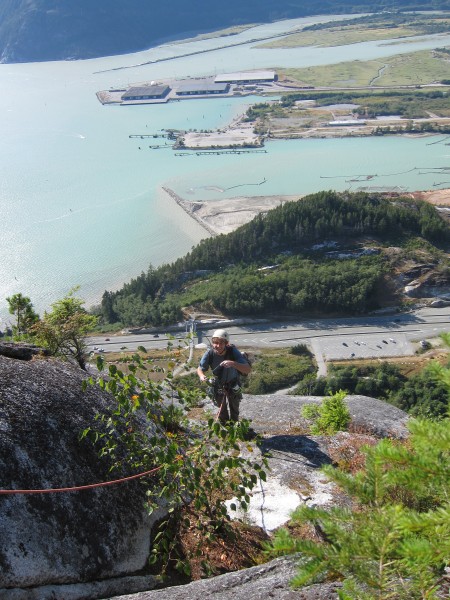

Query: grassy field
[279,49,450,88]
[172,24,256,44]
[94,345,197,382]
[372,49,450,87]
[257,24,420,49]
[256,14,450,49]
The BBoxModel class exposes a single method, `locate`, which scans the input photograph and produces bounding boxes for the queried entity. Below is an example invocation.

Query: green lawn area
[256,24,419,49]
[278,49,450,88]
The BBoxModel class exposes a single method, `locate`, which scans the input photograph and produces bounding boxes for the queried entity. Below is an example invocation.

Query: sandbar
[162,187,300,235]
[162,186,450,237]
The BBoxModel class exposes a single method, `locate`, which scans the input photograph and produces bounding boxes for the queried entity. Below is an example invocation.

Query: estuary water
[1,14,450,324]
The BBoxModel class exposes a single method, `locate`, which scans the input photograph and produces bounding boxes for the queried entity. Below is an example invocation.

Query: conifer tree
[267,350,450,599]
[6,293,39,336]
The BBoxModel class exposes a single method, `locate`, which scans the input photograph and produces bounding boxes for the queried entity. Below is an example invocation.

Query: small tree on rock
[6,293,39,336]
[268,365,450,598]
[32,288,97,370]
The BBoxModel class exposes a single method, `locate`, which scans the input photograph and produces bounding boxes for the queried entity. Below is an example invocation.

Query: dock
[175,149,267,156]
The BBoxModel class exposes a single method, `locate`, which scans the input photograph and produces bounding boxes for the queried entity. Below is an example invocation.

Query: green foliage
[83,350,267,577]
[289,343,313,357]
[267,416,450,598]
[32,288,98,370]
[175,256,383,316]
[243,350,316,395]
[6,293,39,336]
[266,350,450,599]
[281,88,450,120]
[172,372,208,408]
[301,390,351,435]
[102,191,450,327]
[244,102,287,121]
[294,361,405,397]
[391,368,449,420]
[293,361,449,420]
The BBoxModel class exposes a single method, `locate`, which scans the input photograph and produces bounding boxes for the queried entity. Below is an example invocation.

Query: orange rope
[0,465,163,495]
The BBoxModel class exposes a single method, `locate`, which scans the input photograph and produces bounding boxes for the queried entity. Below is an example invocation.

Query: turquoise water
[1,15,450,324]
[167,136,450,200]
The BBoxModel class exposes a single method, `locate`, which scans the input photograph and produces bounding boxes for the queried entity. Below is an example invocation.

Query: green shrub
[266,415,450,599]
[83,351,267,577]
[290,344,312,357]
[243,351,316,394]
[301,390,350,434]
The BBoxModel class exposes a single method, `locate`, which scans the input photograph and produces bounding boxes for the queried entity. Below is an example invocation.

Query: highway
[87,307,450,364]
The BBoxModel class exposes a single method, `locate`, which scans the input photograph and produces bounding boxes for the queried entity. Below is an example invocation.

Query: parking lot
[316,333,413,362]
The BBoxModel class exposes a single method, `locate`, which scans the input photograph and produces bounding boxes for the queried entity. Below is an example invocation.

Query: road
[88,307,450,365]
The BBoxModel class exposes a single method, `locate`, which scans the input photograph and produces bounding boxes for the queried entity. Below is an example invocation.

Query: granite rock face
[0,353,158,592]
[113,555,342,600]
[240,393,409,439]
[0,341,50,361]
[0,345,411,600]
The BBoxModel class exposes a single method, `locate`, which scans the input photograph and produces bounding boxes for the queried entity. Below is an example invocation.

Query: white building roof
[328,120,365,126]
[176,81,229,93]
[214,71,276,83]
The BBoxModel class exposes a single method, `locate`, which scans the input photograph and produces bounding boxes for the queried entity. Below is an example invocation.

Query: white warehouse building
[214,71,277,84]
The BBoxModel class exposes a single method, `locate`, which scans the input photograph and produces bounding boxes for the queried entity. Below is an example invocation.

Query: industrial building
[121,84,170,102]
[214,71,277,84]
[175,81,230,96]
[328,120,366,126]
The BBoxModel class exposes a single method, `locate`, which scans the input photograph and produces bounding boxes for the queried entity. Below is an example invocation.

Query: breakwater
[162,187,217,237]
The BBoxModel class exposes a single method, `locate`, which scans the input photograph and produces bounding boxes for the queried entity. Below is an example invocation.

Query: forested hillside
[100,191,450,327]
[1,0,449,63]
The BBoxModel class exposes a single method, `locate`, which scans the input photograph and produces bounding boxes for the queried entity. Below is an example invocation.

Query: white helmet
[212,329,229,342]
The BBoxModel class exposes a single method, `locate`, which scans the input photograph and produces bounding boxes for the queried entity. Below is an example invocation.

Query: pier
[129,134,168,139]
[175,148,267,156]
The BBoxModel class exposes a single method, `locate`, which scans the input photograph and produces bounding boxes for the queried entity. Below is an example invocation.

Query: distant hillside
[99,191,450,327]
[0,0,448,63]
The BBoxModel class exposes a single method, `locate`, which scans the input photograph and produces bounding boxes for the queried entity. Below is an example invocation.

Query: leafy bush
[301,390,351,435]
[290,343,312,357]
[293,361,448,421]
[243,350,316,395]
[83,350,267,577]
[266,339,450,599]
[267,415,450,599]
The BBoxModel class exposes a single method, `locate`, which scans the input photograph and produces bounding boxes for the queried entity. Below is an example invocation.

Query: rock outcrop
[113,555,342,599]
[0,341,50,361]
[0,347,411,600]
[241,393,409,439]
[0,353,161,598]
[222,393,409,532]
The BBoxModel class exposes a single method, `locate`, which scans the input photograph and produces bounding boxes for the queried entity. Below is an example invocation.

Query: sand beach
[162,186,450,237]
[162,187,300,235]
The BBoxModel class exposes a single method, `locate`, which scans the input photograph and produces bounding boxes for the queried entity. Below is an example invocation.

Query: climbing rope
[0,465,163,495]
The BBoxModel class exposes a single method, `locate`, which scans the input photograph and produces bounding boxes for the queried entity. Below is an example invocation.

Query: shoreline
[162,187,218,236]
[162,186,450,237]
[161,187,300,235]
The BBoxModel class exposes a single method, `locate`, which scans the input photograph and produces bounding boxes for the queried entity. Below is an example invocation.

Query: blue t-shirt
[199,345,247,384]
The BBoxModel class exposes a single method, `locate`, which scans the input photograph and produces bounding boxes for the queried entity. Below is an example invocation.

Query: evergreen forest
[99,191,450,328]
